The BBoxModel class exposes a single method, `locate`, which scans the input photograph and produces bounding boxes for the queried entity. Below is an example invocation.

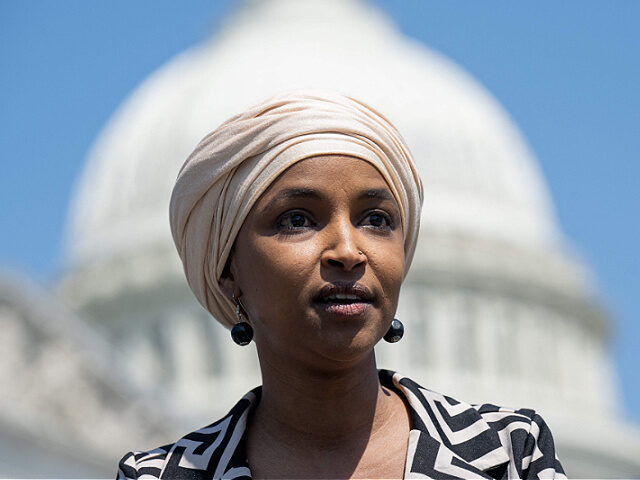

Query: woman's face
[224,155,405,370]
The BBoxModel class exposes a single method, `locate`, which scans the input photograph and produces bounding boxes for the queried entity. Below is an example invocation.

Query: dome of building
[56,1,640,476]
[64,0,559,274]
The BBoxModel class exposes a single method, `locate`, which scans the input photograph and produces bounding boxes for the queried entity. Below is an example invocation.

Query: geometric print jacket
[116,370,567,479]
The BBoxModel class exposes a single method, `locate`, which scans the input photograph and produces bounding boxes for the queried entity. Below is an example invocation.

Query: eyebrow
[260,187,397,215]
[261,188,322,212]
[358,188,396,202]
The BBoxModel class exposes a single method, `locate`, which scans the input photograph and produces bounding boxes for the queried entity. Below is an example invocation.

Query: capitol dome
[65,0,559,273]
[57,1,640,476]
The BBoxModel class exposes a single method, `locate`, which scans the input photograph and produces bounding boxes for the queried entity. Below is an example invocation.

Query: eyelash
[361,210,394,230]
[276,210,394,232]
[276,210,315,230]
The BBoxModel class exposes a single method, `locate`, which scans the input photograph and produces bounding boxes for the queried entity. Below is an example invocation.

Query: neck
[252,351,394,449]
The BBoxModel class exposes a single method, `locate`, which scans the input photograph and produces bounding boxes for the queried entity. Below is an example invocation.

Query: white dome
[64,0,561,270]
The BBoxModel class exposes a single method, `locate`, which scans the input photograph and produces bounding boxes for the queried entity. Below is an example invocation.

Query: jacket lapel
[381,371,511,479]
[160,389,258,479]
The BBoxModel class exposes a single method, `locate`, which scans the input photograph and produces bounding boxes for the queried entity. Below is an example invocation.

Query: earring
[383,319,404,343]
[231,293,253,346]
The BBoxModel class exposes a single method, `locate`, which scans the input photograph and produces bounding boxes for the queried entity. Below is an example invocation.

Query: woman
[117,91,566,479]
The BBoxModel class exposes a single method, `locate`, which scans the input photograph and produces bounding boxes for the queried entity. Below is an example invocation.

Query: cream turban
[169,91,423,328]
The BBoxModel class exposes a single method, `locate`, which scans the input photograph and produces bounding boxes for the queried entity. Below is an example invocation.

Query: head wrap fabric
[169,90,423,328]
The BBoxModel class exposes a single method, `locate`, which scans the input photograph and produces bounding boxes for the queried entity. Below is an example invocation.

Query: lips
[313,282,374,316]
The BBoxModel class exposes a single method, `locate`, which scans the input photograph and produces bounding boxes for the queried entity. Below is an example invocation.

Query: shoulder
[116,445,172,480]
[472,404,566,478]
[116,389,259,480]
[381,370,566,478]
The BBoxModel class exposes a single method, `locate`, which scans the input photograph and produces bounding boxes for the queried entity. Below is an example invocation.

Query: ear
[218,255,237,300]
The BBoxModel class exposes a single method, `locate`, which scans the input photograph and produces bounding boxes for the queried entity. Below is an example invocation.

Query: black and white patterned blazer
[116,370,566,479]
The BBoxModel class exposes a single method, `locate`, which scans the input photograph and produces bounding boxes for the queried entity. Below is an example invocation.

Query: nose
[321,218,366,271]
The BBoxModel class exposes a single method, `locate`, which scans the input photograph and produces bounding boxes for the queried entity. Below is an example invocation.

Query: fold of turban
[169,90,423,328]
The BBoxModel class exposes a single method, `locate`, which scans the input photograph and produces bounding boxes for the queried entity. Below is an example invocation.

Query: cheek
[237,238,318,313]
[369,240,405,300]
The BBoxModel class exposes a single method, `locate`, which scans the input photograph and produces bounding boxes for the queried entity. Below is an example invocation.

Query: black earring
[231,293,253,346]
[383,319,404,343]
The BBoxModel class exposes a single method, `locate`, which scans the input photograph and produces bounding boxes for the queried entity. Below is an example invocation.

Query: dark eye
[277,211,314,230]
[362,211,393,229]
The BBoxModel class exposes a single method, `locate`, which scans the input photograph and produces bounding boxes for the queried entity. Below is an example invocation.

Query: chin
[311,327,381,367]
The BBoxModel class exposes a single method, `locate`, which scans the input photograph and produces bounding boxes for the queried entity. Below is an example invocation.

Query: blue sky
[1,1,638,421]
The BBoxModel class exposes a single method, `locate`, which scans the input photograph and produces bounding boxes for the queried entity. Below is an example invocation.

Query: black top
[116,370,566,479]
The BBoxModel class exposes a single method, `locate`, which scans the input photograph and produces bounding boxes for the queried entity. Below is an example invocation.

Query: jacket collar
[171,370,510,479]
[379,370,510,478]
